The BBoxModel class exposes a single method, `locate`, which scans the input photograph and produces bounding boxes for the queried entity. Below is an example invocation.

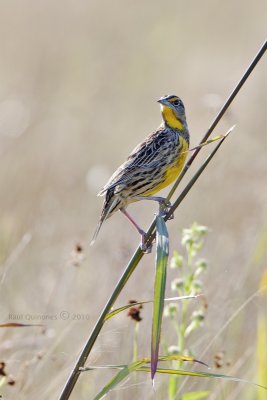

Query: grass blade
[92,360,144,400]
[105,295,198,321]
[81,354,207,372]
[136,367,267,390]
[89,355,205,400]
[91,359,267,400]
[151,214,169,381]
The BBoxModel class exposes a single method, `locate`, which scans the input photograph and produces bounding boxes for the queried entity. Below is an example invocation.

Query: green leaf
[105,302,150,320]
[151,214,169,381]
[82,354,207,372]
[90,360,266,400]
[158,355,207,365]
[181,391,210,400]
[136,367,267,390]
[90,355,205,400]
[92,360,144,400]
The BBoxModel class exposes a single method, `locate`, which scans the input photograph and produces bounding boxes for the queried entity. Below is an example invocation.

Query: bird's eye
[173,100,179,106]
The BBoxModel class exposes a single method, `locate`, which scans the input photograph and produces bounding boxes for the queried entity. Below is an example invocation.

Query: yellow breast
[162,136,188,186]
[145,136,189,196]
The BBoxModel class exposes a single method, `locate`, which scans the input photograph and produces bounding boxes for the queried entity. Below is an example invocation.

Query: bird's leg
[134,195,174,219]
[135,195,171,207]
[120,208,152,253]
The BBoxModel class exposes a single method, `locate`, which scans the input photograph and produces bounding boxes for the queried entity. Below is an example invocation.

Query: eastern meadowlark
[91,94,189,250]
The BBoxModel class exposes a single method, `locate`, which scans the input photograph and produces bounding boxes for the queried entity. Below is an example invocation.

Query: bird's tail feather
[90,196,119,245]
[90,218,105,245]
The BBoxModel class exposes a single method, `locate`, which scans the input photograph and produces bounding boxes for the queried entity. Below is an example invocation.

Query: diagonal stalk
[58,129,231,400]
[58,39,267,400]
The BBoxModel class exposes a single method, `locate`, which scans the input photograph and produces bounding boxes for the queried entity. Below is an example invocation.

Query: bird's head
[158,95,186,130]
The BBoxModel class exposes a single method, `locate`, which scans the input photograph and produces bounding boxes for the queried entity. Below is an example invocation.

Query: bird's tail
[90,194,119,246]
[90,217,105,246]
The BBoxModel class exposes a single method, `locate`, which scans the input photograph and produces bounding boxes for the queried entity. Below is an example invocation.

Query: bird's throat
[161,106,183,130]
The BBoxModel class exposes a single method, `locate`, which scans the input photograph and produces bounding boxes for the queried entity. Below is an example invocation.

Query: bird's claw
[158,200,173,218]
[164,201,172,208]
[157,198,171,208]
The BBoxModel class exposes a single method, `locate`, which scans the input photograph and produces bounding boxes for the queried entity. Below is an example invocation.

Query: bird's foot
[157,199,174,219]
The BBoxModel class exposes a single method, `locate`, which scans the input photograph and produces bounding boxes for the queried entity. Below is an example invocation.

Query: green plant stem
[58,40,266,400]
[60,130,228,400]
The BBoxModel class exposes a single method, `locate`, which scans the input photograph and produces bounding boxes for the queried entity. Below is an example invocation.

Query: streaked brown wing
[98,128,178,195]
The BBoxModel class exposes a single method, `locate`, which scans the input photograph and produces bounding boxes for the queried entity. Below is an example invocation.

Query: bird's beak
[157,97,169,106]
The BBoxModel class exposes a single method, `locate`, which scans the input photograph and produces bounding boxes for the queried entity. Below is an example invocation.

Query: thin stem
[58,134,228,400]
[58,40,266,400]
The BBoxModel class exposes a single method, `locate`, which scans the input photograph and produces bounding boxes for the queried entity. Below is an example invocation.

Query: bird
[91,94,190,251]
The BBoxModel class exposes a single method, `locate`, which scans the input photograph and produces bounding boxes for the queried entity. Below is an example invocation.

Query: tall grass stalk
[58,40,267,400]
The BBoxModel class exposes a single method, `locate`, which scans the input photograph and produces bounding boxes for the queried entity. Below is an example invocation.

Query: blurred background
[0,1,266,399]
